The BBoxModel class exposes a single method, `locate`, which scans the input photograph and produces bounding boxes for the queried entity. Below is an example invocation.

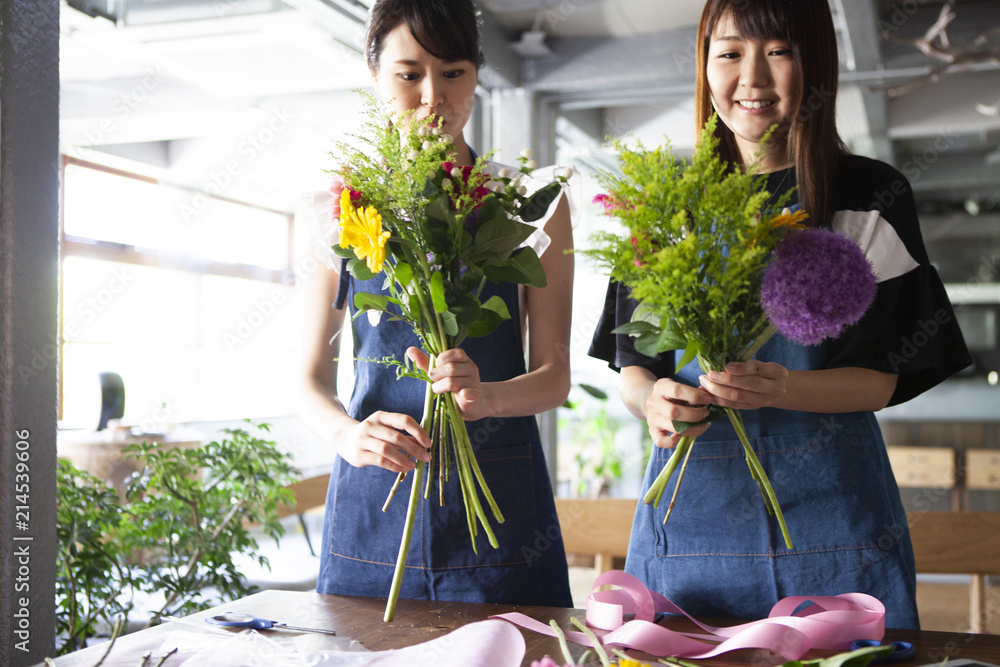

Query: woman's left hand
[406,347,496,421]
[698,359,788,411]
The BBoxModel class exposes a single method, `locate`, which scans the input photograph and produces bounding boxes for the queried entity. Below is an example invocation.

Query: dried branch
[869,1,1000,98]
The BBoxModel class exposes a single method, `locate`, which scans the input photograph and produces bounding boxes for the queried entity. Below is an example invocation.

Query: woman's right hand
[337,411,432,474]
[642,377,713,450]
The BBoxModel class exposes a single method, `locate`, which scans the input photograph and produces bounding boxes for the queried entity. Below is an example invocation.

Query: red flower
[443,161,490,208]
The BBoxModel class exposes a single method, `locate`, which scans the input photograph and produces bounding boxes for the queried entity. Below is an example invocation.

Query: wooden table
[45,589,1000,666]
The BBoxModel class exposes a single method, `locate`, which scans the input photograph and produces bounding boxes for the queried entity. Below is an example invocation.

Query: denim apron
[316,270,573,607]
[625,334,920,629]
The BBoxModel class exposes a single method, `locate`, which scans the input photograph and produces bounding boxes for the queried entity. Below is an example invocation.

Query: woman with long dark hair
[299,0,574,606]
[590,0,970,629]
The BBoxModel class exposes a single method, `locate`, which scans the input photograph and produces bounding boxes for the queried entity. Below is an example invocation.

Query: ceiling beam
[524,29,698,94]
[837,0,895,163]
[478,4,522,89]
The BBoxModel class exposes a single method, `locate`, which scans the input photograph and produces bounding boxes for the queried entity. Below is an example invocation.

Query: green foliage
[560,385,650,498]
[329,91,560,352]
[54,421,297,655]
[581,114,798,371]
[55,461,135,655]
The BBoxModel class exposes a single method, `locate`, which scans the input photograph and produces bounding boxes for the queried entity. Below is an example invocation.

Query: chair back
[555,497,636,574]
[906,511,1000,633]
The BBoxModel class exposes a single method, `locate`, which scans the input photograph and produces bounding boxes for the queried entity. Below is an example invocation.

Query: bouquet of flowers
[584,115,877,549]
[329,92,566,620]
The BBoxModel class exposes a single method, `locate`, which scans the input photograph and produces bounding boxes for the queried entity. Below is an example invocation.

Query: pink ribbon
[492,570,885,661]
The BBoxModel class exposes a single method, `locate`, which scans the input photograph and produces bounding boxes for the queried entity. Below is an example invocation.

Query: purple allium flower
[760,228,877,346]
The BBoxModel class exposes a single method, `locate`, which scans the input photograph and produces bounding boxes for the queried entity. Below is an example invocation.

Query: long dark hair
[365,0,484,72]
[695,0,846,229]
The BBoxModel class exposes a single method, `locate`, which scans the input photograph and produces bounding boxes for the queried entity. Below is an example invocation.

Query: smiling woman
[590,0,972,632]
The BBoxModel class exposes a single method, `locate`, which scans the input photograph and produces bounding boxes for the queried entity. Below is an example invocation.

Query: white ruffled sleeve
[484,161,582,258]
[298,190,342,271]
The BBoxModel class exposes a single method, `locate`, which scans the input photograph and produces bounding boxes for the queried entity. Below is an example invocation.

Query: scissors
[849,639,915,663]
[206,612,337,636]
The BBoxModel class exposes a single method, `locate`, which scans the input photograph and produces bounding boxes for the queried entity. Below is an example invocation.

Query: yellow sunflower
[339,188,391,273]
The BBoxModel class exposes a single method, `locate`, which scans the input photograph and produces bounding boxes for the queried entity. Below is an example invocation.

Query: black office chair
[97,371,125,431]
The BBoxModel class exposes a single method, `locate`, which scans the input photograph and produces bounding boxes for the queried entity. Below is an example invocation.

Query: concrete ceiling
[59,0,1000,284]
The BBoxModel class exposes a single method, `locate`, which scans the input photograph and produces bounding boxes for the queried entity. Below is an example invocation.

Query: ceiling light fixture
[510,9,551,58]
[965,196,981,216]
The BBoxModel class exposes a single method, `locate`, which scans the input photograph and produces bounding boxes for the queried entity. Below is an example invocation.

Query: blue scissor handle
[207,613,275,629]
[850,639,916,663]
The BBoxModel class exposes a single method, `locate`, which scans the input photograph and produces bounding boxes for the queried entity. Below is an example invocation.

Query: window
[59,158,296,430]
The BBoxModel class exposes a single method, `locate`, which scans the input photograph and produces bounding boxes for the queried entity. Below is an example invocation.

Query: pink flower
[530,658,570,667]
[593,193,626,212]
[328,177,362,219]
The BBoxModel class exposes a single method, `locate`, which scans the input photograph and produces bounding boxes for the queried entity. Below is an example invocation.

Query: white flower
[517,185,527,196]
[407,149,419,161]
[417,126,430,137]
[430,127,442,137]
[487,181,502,192]
[526,160,537,170]
[520,148,533,159]
[441,134,453,144]
[422,141,434,150]
[442,178,453,189]
[450,167,463,179]
[497,168,512,179]
[367,310,383,327]
[555,167,572,179]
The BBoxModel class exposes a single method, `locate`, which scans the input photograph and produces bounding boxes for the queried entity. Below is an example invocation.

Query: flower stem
[642,435,695,507]
[662,437,697,525]
[383,382,435,622]
[725,407,793,549]
[739,322,777,362]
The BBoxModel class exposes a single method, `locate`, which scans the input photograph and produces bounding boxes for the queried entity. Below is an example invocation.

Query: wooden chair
[887,445,958,510]
[554,497,636,575]
[237,472,331,591]
[906,511,1000,633]
[966,449,1000,493]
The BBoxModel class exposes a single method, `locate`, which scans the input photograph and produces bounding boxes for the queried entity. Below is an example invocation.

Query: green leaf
[467,308,504,338]
[472,215,535,254]
[450,293,481,325]
[633,332,665,358]
[395,262,413,288]
[579,383,608,400]
[466,295,512,338]
[519,182,562,222]
[439,309,459,337]
[675,339,701,372]
[480,294,511,320]
[430,271,448,312]
[612,320,661,337]
[354,292,390,313]
[782,644,895,667]
[483,247,547,287]
[332,244,355,259]
[348,258,376,281]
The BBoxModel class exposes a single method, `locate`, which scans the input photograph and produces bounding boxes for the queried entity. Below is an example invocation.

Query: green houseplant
[55,421,297,655]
